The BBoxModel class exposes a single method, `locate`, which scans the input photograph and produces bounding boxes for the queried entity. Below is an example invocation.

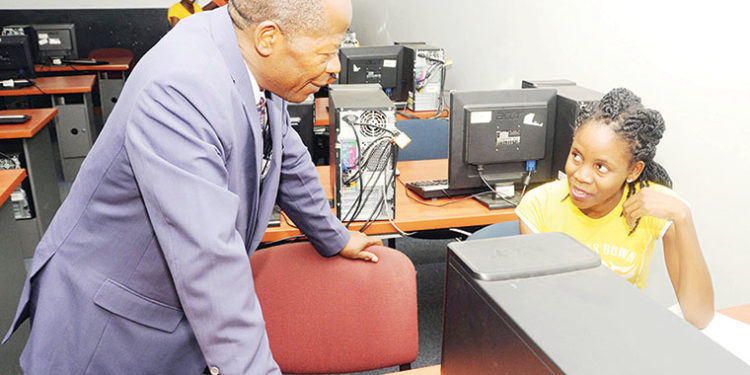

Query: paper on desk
[669,304,750,365]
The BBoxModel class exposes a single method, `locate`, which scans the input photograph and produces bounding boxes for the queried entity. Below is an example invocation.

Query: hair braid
[574,88,672,235]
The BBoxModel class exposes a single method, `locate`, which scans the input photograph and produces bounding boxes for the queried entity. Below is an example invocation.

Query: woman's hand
[622,187,689,229]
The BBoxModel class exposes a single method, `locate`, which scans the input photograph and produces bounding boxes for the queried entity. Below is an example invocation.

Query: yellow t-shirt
[168,2,203,22]
[515,179,675,289]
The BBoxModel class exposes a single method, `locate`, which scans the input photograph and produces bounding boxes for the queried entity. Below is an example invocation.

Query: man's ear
[254,20,281,57]
[627,160,645,183]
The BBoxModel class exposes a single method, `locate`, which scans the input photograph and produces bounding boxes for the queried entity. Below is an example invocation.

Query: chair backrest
[396,119,449,161]
[466,220,520,241]
[250,242,419,373]
[88,48,134,59]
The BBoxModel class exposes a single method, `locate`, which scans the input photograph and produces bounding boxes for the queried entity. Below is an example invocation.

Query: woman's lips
[570,185,591,200]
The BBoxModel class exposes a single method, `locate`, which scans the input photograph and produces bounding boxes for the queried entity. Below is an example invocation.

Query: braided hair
[574,88,672,234]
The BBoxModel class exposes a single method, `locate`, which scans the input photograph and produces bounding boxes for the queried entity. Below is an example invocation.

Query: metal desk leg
[99,71,126,124]
[51,92,97,182]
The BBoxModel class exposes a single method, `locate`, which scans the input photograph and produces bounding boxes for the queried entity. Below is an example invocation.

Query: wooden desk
[36,56,133,123]
[0,108,62,257]
[0,75,98,181]
[0,169,30,373]
[262,159,517,242]
[313,97,449,127]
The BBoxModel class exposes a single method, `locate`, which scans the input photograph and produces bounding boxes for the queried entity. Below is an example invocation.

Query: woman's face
[564,120,642,218]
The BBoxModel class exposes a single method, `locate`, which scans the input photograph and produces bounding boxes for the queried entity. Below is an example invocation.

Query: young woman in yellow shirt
[516,88,714,329]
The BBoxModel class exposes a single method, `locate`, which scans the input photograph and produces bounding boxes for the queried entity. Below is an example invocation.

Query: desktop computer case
[441,233,750,374]
[329,85,397,221]
[402,44,444,112]
[522,81,603,178]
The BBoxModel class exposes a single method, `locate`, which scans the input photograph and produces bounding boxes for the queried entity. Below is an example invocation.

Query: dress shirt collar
[244,63,265,106]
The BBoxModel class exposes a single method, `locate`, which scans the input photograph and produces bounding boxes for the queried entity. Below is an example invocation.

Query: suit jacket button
[209,366,220,375]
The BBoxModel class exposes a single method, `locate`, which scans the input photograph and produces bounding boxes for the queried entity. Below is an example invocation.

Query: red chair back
[251,242,419,373]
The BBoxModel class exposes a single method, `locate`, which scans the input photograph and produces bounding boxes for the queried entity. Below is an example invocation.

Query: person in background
[168,0,202,27]
[2,0,380,374]
[202,0,228,11]
[515,88,714,329]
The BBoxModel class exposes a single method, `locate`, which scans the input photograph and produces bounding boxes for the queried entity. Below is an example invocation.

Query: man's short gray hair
[228,0,328,37]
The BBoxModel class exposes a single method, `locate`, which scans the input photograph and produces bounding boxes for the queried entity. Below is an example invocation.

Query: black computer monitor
[32,23,78,63]
[0,34,36,80]
[448,88,557,208]
[338,46,409,102]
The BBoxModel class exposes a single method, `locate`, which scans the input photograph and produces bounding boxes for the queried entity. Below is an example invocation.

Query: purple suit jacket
[3,8,349,375]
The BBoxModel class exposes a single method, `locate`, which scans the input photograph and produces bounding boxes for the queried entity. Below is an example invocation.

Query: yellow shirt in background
[168,2,203,23]
[515,179,675,289]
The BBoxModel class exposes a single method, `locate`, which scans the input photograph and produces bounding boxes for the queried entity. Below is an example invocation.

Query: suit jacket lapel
[209,7,263,248]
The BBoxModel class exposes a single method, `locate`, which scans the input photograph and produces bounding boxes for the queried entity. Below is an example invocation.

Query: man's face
[260,0,350,103]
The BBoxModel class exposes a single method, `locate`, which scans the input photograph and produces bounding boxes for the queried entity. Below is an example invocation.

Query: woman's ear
[627,160,646,183]
[254,21,281,57]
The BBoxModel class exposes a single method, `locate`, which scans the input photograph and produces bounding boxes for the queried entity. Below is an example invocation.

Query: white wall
[352,0,750,309]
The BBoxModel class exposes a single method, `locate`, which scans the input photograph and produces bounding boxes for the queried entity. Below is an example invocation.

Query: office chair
[466,220,520,241]
[250,242,419,373]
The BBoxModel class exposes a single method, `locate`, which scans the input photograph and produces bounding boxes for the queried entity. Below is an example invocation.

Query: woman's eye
[596,164,609,173]
[572,153,582,162]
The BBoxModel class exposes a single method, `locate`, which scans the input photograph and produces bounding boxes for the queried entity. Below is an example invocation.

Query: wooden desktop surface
[262,159,517,242]
[0,169,26,206]
[34,56,133,73]
[0,108,58,139]
[0,75,97,96]
[313,97,449,127]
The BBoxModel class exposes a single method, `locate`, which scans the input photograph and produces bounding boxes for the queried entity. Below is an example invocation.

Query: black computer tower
[442,233,750,374]
[523,81,603,178]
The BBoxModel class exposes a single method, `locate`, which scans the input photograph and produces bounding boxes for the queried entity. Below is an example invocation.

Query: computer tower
[329,84,397,222]
[401,43,444,112]
[287,95,315,158]
[442,233,750,374]
[523,81,603,178]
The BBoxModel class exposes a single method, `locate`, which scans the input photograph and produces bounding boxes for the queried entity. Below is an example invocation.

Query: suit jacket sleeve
[124,77,280,375]
[275,102,350,256]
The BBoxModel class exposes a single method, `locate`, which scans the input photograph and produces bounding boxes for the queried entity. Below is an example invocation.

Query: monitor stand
[473,180,520,209]
[474,192,521,210]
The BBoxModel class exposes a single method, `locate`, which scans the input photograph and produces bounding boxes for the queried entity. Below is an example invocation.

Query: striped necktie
[257,95,272,180]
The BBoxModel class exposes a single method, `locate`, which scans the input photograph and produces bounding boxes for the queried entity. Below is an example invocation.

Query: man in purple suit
[2,0,381,373]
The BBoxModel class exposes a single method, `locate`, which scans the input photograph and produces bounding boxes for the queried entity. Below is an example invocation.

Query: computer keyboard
[60,59,109,66]
[406,179,450,199]
[0,114,31,125]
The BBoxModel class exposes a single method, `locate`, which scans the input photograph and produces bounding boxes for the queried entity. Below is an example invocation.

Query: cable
[280,211,298,229]
[477,168,518,207]
[30,80,49,95]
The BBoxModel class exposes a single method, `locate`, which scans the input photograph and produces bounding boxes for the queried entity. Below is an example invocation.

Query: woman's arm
[624,188,714,328]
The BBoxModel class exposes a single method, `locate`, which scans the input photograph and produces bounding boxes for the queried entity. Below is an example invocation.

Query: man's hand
[338,231,382,263]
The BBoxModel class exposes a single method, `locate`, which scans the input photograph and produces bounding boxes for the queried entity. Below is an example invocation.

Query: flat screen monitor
[447,88,557,208]
[338,46,409,102]
[32,23,78,62]
[0,34,36,80]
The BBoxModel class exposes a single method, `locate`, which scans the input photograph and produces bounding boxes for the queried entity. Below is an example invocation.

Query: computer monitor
[448,88,557,208]
[338,46,409,102]
[31,23,78,63]
[0,34,36,80]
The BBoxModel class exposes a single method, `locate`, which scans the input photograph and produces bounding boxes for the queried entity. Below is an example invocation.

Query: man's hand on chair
[338,231,381,263]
